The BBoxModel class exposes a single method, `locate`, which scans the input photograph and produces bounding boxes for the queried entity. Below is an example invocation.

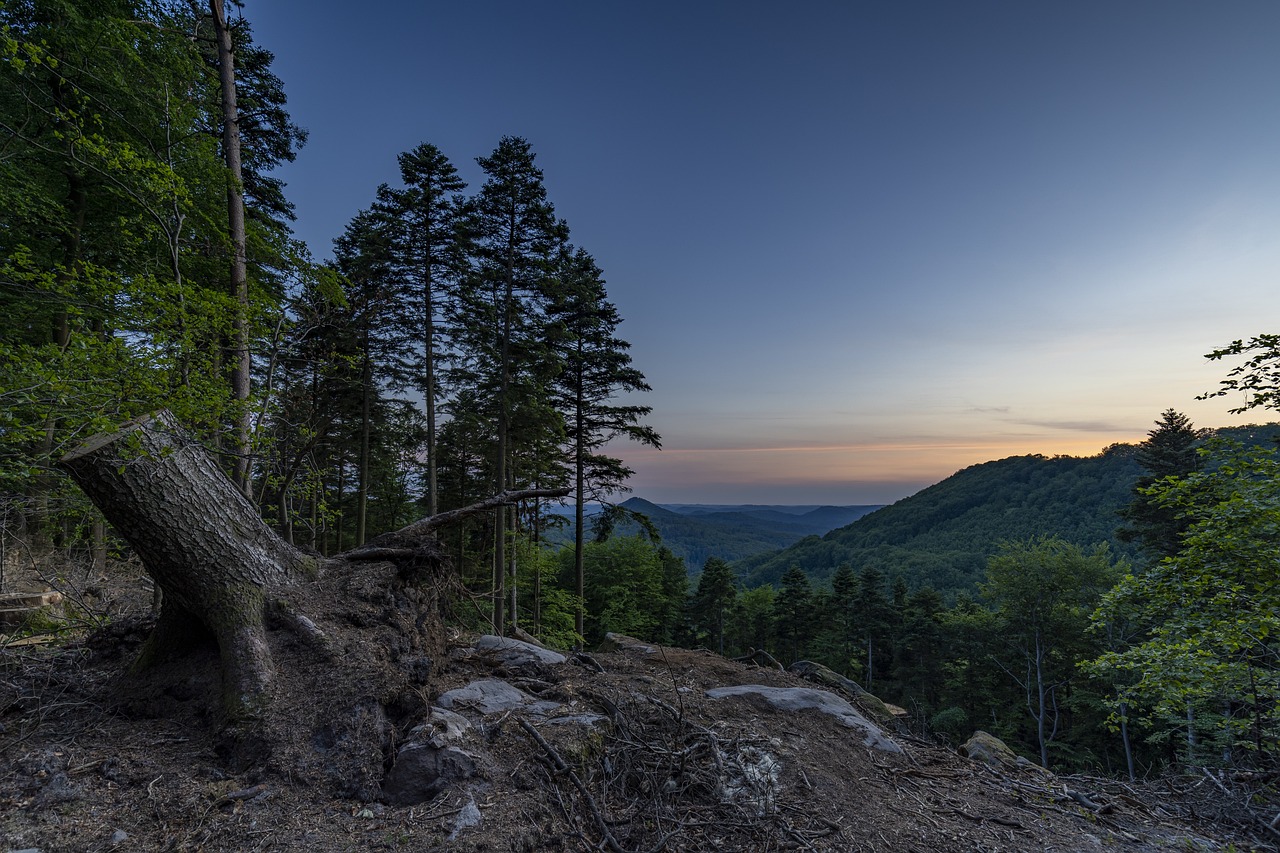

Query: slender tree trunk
[1119,698,1136,781]
[91,518,106,574]
[574,386,586,641]
[494,252,514,634]
[357,327,372,546]
[423,245,439,518]
[1035,634,1050,768]
[211,0,252,498]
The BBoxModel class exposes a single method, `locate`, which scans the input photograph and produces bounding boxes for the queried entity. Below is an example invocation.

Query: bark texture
[59,410,318,721]
[57,410,569,761]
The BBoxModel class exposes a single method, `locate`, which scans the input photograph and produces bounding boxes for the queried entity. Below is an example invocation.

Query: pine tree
[376,143,467,517]
[691,557,737,654]
[829,563,858,675]
[774,565,814,665]
[455,137,567,632]
[548,246,659,637]
[1118,409,1202,559]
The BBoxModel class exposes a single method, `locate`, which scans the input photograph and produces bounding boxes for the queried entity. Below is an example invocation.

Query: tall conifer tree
[456,136,566,632]
[376,143,466,517]
[548,246,660,637]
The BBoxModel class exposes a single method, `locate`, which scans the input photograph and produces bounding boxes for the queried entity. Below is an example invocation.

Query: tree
[854,566,893,689]
[548,246,659,638]
[455,136,567,633]
[1200,333,1280,414]
[0,0,304,550]
[563,535,667,645]
[376,143,467,517]
[773,565,815,665]
[982,537,1121,768]
[208,0,253,495]
[1088,439,1280,765]
[691,557,737,654]
[331,209,410,546]
[58,410,564,765]
[1118,409,1202,559]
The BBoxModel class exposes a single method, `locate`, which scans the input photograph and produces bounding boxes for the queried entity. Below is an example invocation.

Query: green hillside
[736,423,1280,596]
[736,449,1143,594]
[551,498,881,570]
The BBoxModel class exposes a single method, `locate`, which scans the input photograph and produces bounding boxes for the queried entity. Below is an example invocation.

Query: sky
[248,1,1280,505]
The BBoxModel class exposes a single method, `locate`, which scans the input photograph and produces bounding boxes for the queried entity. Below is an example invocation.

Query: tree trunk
[59,410,319,724]
[211,0,253,497]
[57,411,567,738]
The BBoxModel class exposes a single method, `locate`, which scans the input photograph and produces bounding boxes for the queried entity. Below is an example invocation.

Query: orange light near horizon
[614,432,1142,491]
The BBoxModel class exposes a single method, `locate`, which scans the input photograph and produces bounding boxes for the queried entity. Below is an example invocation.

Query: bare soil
[0,556,1275,852]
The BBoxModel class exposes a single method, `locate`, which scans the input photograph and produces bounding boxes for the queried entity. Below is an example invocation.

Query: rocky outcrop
[788,659,897,726]
[706,684,901,753]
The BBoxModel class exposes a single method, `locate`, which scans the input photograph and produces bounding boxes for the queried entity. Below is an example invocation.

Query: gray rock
[410,707,472,748]
[109,829,129,845]
[960,730,1017,766]
[706,685,901,754]
[436,679,559,716]
[448,794,482,840]
[475,635,566,666]
[382,744,478,806]
[597,632,657,655]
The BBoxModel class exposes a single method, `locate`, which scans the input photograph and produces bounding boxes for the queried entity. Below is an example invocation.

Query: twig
[517,717,625,853]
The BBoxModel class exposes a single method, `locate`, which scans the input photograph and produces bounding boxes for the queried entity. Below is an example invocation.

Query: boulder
[410,707,472,748]
[960,730,1019,767]
[788,660,895,726]
[475,634,566,666]
[436,679,560,717]
[706,685,901,754]
[382,743,479,806]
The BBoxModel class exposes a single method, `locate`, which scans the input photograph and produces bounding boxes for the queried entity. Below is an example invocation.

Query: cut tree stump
[0,591,63,628]
[57,409,567,781]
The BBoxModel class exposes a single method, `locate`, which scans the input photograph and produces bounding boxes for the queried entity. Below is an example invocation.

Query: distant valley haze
[250,1,1280,504]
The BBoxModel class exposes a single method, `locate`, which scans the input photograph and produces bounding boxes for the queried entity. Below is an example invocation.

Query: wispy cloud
[1015,419,1131,433]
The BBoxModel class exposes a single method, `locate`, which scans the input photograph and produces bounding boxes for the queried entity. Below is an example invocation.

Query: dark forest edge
[3,0,1280,786]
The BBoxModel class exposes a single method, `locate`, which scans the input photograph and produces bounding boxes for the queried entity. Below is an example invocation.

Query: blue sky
[249,1,1280,504]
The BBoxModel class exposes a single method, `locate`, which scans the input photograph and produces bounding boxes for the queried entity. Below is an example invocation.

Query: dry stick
[517,717,625,853]
[367,488,569,546]
[339,488,570,579]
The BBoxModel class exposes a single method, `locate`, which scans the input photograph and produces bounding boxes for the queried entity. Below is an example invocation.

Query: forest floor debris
[0,563,1274,852]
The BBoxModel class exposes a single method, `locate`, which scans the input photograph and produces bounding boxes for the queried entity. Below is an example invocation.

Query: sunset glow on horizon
[250,1,1280,505]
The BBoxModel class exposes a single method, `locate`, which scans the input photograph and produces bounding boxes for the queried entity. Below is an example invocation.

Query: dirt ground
[1,556,1276,853]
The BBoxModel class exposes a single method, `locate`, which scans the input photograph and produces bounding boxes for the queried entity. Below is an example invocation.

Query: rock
[448,794,483,840]
[960,730,1019,767]
[109,828,128,845]
[788,660,896,726]
[436,679,560,716]
[475,635,566,666]
[382,744,479,806]
[410,707,471,748]
[596,632,656,655]
[706,685,901,754]
[511,626,546,648]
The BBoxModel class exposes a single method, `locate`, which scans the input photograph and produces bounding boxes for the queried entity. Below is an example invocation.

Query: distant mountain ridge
[734,423,1280,597]
[550,499,882,571]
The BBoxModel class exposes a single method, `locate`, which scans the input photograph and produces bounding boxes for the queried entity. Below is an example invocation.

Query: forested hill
[735,449,1143,594]
[576,498,880,569]
[736,423,1280,595]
